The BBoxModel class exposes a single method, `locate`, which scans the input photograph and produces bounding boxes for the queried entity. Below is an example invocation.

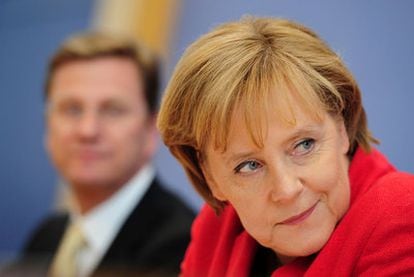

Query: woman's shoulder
[376,170,414,186]
[308,171,414,276]
[350,170,414,226]
[181,204,255,276]
[190,204,244,242]
[366,171,414,205]
[352,171,414,275]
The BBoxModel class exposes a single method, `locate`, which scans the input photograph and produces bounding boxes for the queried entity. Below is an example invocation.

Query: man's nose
[77,111,100,139]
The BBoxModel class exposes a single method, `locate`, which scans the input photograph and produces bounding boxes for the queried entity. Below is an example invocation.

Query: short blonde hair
[45,31,160,114]
[158,17,377,212]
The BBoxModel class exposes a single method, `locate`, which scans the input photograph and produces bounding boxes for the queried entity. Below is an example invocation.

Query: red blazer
[181,148,414,276]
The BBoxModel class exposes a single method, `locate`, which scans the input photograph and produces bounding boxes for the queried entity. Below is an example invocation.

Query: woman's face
[202,93,351,261]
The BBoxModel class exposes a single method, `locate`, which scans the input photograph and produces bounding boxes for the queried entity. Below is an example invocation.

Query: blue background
[1,0,413,262]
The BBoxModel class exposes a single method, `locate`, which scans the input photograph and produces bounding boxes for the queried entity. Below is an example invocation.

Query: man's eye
[234,160,262,174]
[102,105,127,117]
[59,104,82,116]
[293,138,315,155]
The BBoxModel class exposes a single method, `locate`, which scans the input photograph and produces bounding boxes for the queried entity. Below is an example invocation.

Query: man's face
[46,57,157,193]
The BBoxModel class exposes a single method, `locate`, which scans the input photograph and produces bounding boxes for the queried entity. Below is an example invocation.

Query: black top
[250,245,281,277]
[2,178,195,277]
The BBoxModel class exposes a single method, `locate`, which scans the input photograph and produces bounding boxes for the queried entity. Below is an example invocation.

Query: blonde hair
[45,31,160,113]
[158,17,377,212]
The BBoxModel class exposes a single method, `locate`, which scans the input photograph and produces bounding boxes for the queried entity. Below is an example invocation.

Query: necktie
[49,222,86,277]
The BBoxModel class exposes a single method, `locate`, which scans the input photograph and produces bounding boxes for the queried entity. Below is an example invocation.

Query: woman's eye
[234,160,262,174]
[292,138,315,156]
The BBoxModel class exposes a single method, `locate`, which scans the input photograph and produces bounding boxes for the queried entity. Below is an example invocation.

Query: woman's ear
[199,158,227,201]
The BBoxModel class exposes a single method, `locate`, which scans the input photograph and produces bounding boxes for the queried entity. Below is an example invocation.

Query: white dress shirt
[69,164,155,277]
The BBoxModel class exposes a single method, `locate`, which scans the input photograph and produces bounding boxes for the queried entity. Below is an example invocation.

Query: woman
[157,17,414,276]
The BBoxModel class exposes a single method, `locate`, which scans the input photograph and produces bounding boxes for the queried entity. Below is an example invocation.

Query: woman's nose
[269,164,303,203]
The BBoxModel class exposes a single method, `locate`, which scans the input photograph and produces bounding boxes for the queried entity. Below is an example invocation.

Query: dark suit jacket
[2,178,195,277]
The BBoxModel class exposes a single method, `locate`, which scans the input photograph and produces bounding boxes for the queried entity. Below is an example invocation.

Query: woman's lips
[279,201,318,225]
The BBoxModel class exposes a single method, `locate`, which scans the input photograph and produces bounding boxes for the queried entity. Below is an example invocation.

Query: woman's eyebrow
[285,124,323,141]
[224,150,259,165]
[223,124,324,164]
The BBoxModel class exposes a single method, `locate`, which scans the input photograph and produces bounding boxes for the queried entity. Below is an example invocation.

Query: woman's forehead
[238,84,324,124]
[206,103,329,166]
[208,86,326,153]
[234,89,324,127]
[199,57,330,153]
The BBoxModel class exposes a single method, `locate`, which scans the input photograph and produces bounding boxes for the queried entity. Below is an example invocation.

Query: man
[11,32,194,276]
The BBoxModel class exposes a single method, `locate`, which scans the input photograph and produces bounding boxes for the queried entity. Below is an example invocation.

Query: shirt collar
[71,164,155,254]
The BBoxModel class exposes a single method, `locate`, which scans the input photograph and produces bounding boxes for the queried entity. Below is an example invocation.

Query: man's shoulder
[141,177,195,218]
[100,178,195,273]
[35,212,69,230]
[23,211,69,253]
[119,177,195,239]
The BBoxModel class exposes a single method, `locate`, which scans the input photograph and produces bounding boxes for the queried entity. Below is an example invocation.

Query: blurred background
[1,0,413,263]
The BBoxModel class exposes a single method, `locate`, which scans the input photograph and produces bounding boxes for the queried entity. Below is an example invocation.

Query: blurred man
[9,32,194,277]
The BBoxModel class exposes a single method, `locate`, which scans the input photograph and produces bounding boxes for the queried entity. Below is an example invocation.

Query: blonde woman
[158,17,414,276]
